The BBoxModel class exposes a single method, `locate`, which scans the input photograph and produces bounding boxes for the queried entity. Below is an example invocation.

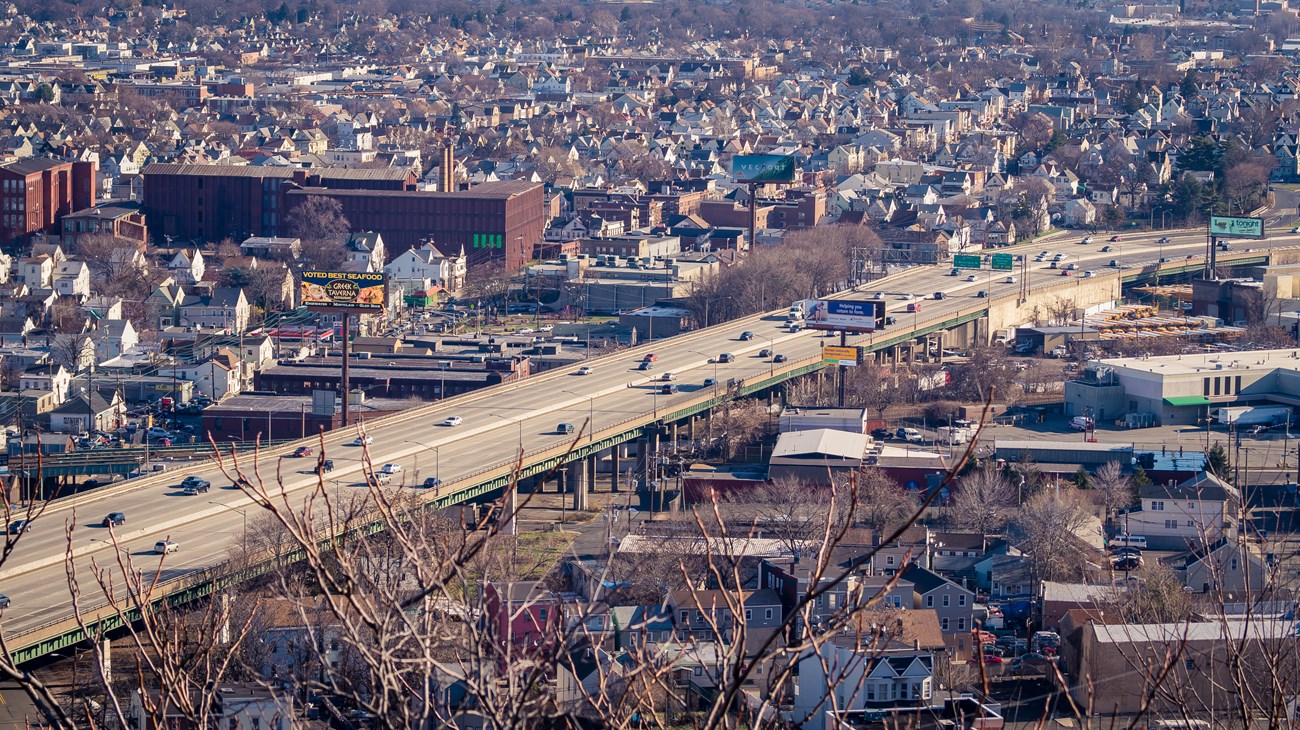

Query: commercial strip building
[1064,348,1300,426]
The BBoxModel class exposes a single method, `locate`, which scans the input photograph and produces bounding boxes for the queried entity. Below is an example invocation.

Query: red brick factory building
[141,163,545,268]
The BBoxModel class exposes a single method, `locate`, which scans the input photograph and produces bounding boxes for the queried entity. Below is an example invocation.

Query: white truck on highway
[1216,405,1292,427]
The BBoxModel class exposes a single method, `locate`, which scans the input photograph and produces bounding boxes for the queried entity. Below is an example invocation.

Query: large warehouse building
[141,164,544,268]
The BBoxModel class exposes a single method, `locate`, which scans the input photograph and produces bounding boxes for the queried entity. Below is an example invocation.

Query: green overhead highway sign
[954,254,981,269]
[991,253,1014,270]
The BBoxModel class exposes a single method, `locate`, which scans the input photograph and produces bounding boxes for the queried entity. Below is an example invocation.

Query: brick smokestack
[441,145,454,192]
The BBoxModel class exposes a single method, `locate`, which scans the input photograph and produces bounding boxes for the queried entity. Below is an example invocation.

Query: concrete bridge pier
[101,637,111,684]
[567,460,589,511]
[610,445,621,492]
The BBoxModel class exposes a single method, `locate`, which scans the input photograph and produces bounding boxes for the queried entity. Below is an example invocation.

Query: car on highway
[900,293,914,300]
[873,291,885,299]
[739,331,754,341]
[934,291,947,300]
[906,302,922,312]
[183,480,211,495]
[660,384,679,394]
[368,472,393,487]
[949,268,961,276]
[380,464,402,475]
[0,594,11,609]
[637,360,653,370]
[976,290,988,298]
[180,476,207,489]
[291,446,313,458]
[316,459,335,474]
[102,512,126,527]
[8,519,31,534]
[965,274,977,282]
[1005,275,1017,284]
[1157,236,1170,243]
[577,366,594,375]
[1083,270,1096,278]
[773,354,788,363]
[759,348,773,358]
[1065,263,1079,270]
[1110,235,1123,242]
[442,416,463,427]
[421,477,443,489]
[557,423,576,435]
[1100,245,1113,252]
[659,372,678,381]
[352,435,373,446]
[1081,236,1093,244]
[642,353,658,362]
[702,378,717,387]
[718,353,735,363]
[1159,257,1171,263]
[788,322,803,332]
[1109,259,1121,267]
[885,317,897,325]
[155,539,180,554]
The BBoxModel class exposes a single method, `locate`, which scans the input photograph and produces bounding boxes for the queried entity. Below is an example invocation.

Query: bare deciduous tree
[949,465,1016,535]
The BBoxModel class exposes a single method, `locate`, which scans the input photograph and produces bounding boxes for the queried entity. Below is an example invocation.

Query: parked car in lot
[896,427,924,443]
[102,512,126,527]
[155,539,180,554]
[871,428,893,441]
[1069,416,1094,430]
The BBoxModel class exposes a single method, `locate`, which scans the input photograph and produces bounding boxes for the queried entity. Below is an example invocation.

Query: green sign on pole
[991,253,1014,271]
[954,254,981,269]
[1209,216,1264,240]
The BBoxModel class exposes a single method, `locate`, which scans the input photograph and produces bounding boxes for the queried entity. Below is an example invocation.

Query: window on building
[1214,378,1221,396]
[958,618,967,630]
[744,609,752,621]
[941,617,949,630]
[958,594,966,606]
[765,608,773,620]
[942,594,950,607]
[926,595,934,607]
[1152,501,1164,511]
[1236,375,1242,393]
[1165,520,1178,529]
[1230,557,1239,571]
[538,608,547,620]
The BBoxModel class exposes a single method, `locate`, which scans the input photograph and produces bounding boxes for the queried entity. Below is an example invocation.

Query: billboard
[822,345,862,367]
[300,271,387,311]
[802,299,884,332]
[991,253,1014,271]
[731,154,796,184]
[1209,215,1264,239]
[954,254,981,269]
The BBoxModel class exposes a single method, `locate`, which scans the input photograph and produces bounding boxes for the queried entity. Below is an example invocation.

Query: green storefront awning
[1164,396,1211,407]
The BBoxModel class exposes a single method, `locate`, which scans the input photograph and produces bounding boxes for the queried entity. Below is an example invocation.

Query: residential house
[178,288,250,333]
[52,260,90,299]
[482,581,562,650]
[160,352,242,401]
[167,249,205,284]
[790,609,944,730]
[96,319,139,360]
[48,390,124,433]
[666,588,784,647]
[1063,198,1096,228]
[345,231,386,273]
[20,363,70,404]
[14,255,52,288]
[1124,472,1239,550]
[1174,539,1273,595]
[899,565,975,656]
[384,241,468,292]
[128,684,293,730]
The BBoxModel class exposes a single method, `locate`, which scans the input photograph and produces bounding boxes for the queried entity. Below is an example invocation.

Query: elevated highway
[4,227,1299,663]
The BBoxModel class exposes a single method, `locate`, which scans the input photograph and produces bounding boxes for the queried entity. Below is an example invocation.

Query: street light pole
[209,501,248,557]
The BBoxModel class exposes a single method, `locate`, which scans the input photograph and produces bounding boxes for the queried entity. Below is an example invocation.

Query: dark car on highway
[102,512,126,528]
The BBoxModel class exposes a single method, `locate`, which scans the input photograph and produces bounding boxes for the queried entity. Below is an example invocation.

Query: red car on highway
[642,353,658,362]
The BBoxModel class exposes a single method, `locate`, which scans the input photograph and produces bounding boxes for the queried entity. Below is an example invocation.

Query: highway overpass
[3,226,1299,664]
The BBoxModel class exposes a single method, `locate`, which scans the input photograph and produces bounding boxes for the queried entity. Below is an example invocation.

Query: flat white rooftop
[1102,348,1300,377]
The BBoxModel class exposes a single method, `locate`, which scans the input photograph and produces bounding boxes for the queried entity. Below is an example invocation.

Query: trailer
[1216,405,1292,427]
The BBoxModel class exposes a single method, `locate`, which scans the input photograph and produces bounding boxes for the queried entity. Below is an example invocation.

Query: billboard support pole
[748,183,757,251]
[838,330,847,407]
[341,314,351,429]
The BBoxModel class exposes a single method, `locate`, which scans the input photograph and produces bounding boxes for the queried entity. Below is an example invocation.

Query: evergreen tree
[1207,443,1231,480]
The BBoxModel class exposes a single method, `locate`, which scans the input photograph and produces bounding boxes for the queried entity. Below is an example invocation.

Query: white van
[1111,534,1148,550]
